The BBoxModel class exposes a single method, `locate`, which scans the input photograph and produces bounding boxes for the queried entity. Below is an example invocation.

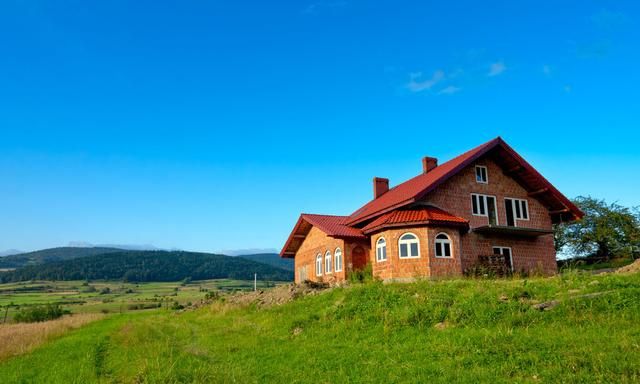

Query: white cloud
[488,61,506,77]
[406,70,445,92]
[438,86,461,95]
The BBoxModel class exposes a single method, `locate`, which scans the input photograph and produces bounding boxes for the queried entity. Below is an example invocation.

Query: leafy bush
[13,304,68,323]
[348,263,373,284]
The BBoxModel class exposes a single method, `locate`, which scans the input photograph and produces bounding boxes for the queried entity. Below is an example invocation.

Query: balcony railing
[473,225,553,237]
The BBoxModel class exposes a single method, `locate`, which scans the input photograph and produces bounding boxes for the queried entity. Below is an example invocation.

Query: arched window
[334,248,343,272]
[399,232,420,258]
[376,237,387,262]
[435,233,452,258]
[316,254,323,276]
[325,251,332,274]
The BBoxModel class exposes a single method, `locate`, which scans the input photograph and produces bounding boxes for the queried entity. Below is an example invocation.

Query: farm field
[1,270,640,383]
[0,279,281,321]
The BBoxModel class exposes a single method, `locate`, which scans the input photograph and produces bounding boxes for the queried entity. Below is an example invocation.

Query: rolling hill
[1,271,640,382]
[0,247,124,269]
[0,250,293,283]
[237,253,293,271]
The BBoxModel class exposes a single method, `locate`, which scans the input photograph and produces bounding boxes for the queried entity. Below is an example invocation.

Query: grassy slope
[0,279,283,320]
[2,272,640,383]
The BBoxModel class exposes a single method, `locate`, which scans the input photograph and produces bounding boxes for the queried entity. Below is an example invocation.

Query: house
[280,137,583,283]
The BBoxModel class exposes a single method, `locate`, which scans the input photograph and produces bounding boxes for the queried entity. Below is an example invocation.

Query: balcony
[473,225,553,238]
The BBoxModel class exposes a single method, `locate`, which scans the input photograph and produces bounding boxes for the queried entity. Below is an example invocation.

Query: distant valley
[0,247,293,283]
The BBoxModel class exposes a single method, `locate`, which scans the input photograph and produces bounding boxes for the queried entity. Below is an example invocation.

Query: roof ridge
[301,213,349,218]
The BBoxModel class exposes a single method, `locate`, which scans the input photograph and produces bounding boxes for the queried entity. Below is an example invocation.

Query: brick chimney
[422,157,438,173]
[373,177,389,199]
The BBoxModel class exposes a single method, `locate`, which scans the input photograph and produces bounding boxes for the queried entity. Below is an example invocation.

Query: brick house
[280,137,583,283]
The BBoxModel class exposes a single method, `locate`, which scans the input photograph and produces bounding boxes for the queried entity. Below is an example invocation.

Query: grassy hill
[0,250,293,283]
[237,253,294,271]
[0,247,123,269]
[1,270,639,382]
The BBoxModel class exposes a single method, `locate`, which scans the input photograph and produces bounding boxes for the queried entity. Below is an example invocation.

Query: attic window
[475,166,488,183]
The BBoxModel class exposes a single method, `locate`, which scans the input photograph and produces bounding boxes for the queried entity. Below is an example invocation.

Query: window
[471,193,487,216]
[493,246,513,271]
[475,166,488,183]
[434,233,452,258]
[472,194,498,225]
[334,248,343,272]
[325,251,332,274]
[316,254,323,276]
[514,199,529,220]
[376,237,387,262]
[399,233,420,258]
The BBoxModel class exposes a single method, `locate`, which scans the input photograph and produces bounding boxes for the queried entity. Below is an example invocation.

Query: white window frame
[325,251,332,274]
[492,246,514,272]
[376,237,387,262]
[505,197,530,222]
[471,193,498,224]
[334,248,343,272]
[398,232,420,259]
[315,254,323,276]
[475,165,488,184]
[434,232,453,258]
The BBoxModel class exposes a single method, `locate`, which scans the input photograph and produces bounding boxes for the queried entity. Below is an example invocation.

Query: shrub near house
[281,137,583,283]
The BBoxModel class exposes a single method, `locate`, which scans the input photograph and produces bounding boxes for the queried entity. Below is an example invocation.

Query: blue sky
[1,1,639,253]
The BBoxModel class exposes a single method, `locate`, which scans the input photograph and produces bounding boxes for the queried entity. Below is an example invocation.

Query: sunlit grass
[0,313,104,361]
[1,272,639,383]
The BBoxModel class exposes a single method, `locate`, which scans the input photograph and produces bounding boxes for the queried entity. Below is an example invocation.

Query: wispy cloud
[542,64,552,76]
[302,1,348,14]
[406,70,445,92]
[487,61,506,77]
[438,86,461,95]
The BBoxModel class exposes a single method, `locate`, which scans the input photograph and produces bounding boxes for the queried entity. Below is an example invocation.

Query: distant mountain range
[237,253,293,271]
[0,246,294,283]
[0,249,22,257]
[0,247,124,269]
[0,250,292,283]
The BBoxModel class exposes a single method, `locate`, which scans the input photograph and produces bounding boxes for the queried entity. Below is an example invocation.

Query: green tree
[556,196,640,260]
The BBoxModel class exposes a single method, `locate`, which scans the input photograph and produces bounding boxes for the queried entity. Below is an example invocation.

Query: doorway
[492,246,513,271]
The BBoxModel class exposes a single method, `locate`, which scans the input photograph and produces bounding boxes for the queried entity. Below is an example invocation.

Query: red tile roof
[347,137,583,226]
[301,214,366,239]
[280,214,365,257]
[361,206,468,234]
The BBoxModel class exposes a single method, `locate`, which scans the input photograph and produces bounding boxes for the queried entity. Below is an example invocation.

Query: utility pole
[254,273,257,291]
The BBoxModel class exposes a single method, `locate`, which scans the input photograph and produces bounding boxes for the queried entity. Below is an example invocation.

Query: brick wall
[423,155,557,275]
[369,226,463,280]
[294,227,370,284]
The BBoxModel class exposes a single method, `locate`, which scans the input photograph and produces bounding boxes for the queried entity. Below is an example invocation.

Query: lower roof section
[280,214,366,258]
[362,206,469,234]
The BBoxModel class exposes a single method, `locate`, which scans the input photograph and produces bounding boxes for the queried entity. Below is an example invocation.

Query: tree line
[555,196,640,261]
[0,251,293,283]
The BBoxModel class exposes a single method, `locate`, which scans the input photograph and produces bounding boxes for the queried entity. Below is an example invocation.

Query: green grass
[2,272,640,383]
[0,279,282,321]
